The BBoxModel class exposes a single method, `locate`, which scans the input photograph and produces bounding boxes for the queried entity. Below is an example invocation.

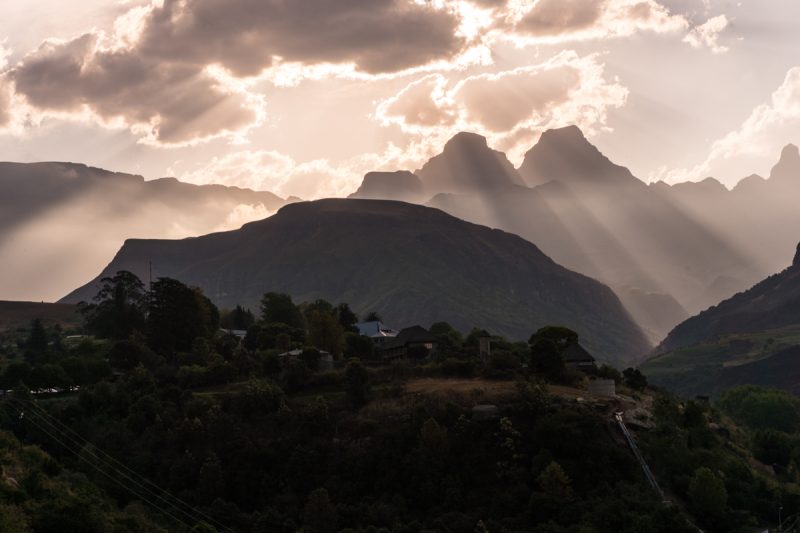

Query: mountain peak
[539,125,590,144]
[781,143,799,162]
[416,132,525,193]
[518,125,639,188]
[794,242,800,268]
[349,170,424,202]
[443,131,489,151]
[769,143,800,183]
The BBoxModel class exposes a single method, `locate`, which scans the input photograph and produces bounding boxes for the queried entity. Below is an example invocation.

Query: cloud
[683,14,729,53]
[5,0,466,145]
[378,75,456,129]
[11,33,263,145]
[515,0,607,36]
[215,203,274,232]
[650,67,800,185]
[377,51,628,162]
[453,64,583,131]
[179,150,370,199]
[138,0,465,76]
[503,0,689,42]
[0,46,12,128]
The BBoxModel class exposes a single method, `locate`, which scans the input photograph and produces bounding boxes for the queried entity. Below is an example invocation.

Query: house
[562,342,597,373]
[355,321,398,346]
[379,325,439,360]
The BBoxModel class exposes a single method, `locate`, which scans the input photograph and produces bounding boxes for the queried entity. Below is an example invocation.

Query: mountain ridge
[62,198,651,366]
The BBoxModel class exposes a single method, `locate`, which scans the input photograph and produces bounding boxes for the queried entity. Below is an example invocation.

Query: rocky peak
[518,125,639,188]
[416,132,524,193]
[769,143,800,183]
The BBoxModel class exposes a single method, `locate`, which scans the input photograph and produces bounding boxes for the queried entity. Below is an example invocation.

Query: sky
[1,0,800,199]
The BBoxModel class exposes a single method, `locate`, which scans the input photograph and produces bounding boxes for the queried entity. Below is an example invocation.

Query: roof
[380,325,438,351]
[355,321,398,338]
[562,342,596,364]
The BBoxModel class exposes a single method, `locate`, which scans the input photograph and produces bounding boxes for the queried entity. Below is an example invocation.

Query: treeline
[1,270,796,532]
[639,387,800,532]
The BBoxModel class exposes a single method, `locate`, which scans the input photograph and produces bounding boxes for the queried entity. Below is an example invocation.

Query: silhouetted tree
[363,311,382,322]
[623,367,648,390]
[147,278,219,355]
[24,319,49,364]
[260,292,305,330]
[528,326,578,348]
[79,271,147,339]
[530,339,565,380]
[307,310,343,355]
[335,303,359,333]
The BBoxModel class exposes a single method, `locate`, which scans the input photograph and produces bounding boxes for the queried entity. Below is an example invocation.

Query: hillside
[658,243,800,353]
[0,301,80,332]
[62,199,650,366]
[643,243,800,397]
[0,162,288,301]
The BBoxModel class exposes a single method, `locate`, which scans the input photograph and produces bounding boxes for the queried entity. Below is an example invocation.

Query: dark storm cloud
[9,0,464,144]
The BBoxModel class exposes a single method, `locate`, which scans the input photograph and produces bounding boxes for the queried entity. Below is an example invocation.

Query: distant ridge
[63,198,651,366]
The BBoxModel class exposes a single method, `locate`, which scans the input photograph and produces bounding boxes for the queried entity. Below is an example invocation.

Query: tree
[536,461,573,501]
[260,292,305,330]
[343,332,374,359]
[345,358,370,408]
[429,321,463,351]
[530,339,565,380]
[688,467,727,522]
[197,453,224,504]
[363,311,382,322]
[528,326,578,348]
[335,303,359,332]
[623,368,648,390]
[302,488,337,533]
[147,278,219,355]
[307,310,344,355]
[220,305,255,330]
[24,319,49,364]
[79,270,147,340]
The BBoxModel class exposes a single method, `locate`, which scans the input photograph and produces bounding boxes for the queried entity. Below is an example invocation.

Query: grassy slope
[642,325,800,397]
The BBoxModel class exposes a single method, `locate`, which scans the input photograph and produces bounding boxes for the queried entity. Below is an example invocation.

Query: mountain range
[0,162,290,301]
[4,125,800,355]
[62,199,651,367]
[352,126,800,342]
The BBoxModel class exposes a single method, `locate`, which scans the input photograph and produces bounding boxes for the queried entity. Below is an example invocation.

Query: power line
[5,398,232,532]
[10,397,232,532]
[3,400,196,531]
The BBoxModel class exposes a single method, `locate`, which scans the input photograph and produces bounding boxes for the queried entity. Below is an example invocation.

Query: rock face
[63,198,651,366]
[794,242,800,269]
[349,171,425,202]
[416,132,525,193]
